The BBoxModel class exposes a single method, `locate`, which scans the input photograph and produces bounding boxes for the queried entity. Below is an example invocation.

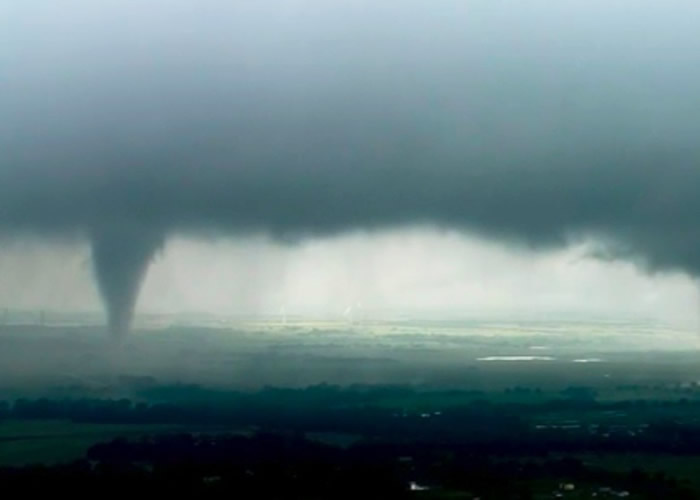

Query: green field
[577,453,700,491]
[0,420,183,466]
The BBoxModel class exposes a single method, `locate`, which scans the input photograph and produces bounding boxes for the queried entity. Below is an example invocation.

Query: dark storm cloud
[2,0,700,331]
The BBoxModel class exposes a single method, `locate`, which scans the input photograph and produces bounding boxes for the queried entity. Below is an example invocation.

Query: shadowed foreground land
[3,386,700,498]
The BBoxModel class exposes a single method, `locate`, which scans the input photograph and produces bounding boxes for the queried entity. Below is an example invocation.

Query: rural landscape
[4,0,700,497]
[2,314,700,498]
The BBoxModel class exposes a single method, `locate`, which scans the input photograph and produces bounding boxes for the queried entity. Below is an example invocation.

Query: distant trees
[560,386,598,401]
[4,385,700,497]
[5,384,700,457]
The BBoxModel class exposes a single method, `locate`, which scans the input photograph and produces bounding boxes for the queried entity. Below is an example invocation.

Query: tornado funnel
[90,224,163,337]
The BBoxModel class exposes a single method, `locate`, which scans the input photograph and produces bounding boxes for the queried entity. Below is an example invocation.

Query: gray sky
[2,1,700,327]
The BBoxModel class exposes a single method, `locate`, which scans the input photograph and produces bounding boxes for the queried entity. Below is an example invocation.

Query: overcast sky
[2,1,700,329]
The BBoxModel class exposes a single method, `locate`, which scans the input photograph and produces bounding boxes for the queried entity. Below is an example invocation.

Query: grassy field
[577,453,700,491]
[0,420,183,466]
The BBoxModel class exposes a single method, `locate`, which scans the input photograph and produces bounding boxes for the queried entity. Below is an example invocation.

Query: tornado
[90,224,164,337]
